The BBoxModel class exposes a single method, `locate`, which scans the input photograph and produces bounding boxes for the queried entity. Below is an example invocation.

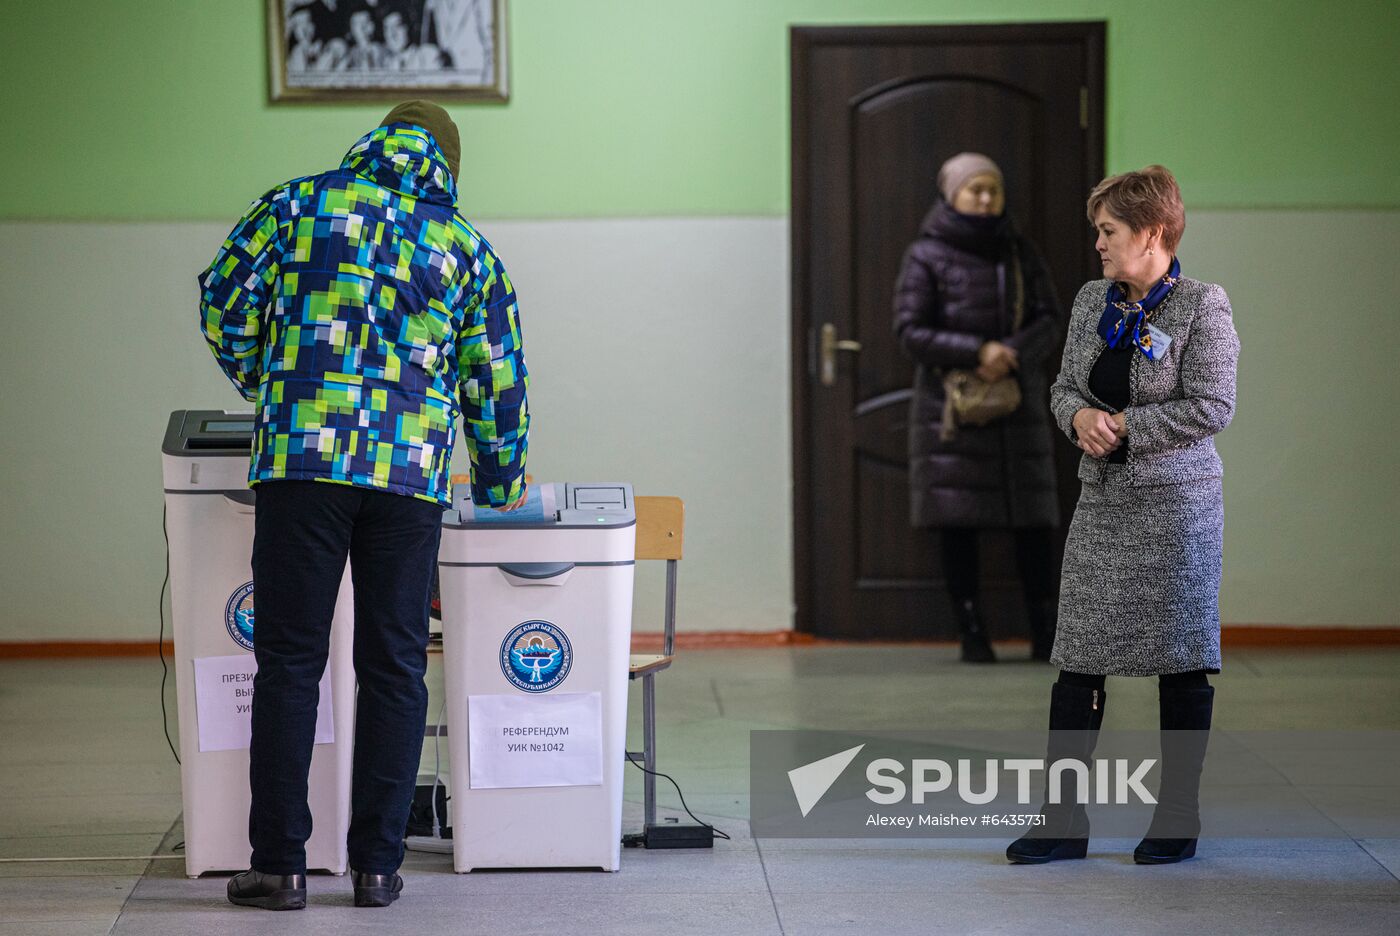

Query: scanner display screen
[200,419,254,434]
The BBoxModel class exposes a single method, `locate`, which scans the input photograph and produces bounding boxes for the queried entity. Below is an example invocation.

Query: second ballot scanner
[437,483,636,872]
[161,410,356,877]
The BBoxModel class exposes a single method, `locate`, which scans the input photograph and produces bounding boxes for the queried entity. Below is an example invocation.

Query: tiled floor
[2,645,1397,935]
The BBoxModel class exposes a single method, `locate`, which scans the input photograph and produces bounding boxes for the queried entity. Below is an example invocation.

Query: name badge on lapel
[1145,324,1173,359]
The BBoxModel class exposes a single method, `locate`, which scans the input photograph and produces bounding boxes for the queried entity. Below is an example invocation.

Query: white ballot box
[437,483,636,871]
[161,410,356,877]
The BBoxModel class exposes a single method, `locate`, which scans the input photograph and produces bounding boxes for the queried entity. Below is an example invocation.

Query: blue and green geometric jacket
[198,124,528,507]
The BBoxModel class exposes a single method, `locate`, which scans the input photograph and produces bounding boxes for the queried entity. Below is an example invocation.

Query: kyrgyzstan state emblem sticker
[500,620,572,692]
[225,582,255,651]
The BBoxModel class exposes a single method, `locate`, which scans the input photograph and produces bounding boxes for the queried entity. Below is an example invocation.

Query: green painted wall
[1,1,1397,642]
[2,0,1397,221]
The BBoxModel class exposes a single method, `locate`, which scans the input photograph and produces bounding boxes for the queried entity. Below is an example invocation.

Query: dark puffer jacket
[892,202,1062,529]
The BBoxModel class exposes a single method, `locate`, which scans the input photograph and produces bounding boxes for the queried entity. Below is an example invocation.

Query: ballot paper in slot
[459,481,557,525]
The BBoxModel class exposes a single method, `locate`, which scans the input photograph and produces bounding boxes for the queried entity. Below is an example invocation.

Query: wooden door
[791,23,1105,639]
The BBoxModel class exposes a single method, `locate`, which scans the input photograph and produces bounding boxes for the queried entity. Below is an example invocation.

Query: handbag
[939,250,1025,442]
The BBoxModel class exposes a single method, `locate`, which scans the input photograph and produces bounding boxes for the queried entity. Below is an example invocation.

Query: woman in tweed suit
[1007,166,1240,866]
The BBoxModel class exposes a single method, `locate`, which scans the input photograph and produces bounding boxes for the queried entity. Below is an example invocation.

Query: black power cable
[158,503,180,765]
[624,753,730,842]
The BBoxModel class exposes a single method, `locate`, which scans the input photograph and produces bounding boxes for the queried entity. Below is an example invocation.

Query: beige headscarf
[937,152,1003,203]
[379,100,461,182]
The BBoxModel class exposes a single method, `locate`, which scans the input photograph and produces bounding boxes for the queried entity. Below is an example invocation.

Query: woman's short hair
[1086,165,1185,254]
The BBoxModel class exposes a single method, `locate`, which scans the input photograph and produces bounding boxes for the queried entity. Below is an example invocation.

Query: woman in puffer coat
[892,153,1063,663]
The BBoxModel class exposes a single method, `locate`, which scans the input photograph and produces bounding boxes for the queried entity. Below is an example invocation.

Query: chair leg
[643,672,657,830]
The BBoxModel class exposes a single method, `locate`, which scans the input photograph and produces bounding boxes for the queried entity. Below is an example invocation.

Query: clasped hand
[976,341,1019,382]
[1072,408,1128,458]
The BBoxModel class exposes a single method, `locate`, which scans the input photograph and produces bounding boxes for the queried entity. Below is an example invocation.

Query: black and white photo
[269,0,507,102]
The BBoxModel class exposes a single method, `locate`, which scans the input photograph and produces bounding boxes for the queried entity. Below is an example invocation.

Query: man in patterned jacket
[199,100,528,911]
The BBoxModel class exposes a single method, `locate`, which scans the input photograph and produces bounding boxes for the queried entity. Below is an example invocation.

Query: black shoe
[1007,682,1105,865]
[1134,684,1213,865]
[1006,797,1090,864]
[1006,829,1090,864]
[1027,598,1057,662]
[353,871,404,908]
[227,869,306,911]
[951,598,996,663]
[1134,837,1198,864]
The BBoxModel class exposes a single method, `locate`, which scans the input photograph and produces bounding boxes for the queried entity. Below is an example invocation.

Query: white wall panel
[0,212,1395,641]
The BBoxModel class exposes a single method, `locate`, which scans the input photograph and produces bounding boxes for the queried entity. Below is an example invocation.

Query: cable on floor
[158,502,180,765]
[624,753,731,841]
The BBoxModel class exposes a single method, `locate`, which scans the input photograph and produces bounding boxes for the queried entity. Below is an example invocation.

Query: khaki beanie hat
[379,100,461,182]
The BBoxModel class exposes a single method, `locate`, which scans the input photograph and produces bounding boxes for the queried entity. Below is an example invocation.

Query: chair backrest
[635,496,684,561]
[634,496,684,656]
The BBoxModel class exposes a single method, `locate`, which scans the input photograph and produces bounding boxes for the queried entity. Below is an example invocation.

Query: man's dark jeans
[249,479,443,876]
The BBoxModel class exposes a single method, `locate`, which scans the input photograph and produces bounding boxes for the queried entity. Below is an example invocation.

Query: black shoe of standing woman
[1133,837,1197,864]
[226,869,307,910]
[952,598,996,663]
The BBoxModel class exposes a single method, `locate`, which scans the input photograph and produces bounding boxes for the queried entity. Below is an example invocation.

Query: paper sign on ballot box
[192,654,334,753]
[468,692,604,789]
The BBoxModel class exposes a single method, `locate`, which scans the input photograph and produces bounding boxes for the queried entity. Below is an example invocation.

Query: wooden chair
[628,496,684,834]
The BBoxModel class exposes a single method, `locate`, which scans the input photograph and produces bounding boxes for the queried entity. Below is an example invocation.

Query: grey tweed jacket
[1049,276,1240,486]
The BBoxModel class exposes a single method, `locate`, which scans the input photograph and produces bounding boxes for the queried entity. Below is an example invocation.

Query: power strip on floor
[623,823,715,849]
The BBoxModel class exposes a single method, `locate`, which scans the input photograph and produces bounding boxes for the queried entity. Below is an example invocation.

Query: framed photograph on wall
[268,0,508,103]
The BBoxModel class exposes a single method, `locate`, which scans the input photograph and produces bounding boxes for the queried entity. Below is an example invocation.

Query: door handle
[819,323,863,386]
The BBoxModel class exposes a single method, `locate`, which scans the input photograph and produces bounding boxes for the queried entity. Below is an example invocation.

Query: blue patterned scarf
[1097,257,1181,361]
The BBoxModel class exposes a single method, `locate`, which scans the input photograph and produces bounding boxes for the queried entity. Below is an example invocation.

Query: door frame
[789,21,1106,635]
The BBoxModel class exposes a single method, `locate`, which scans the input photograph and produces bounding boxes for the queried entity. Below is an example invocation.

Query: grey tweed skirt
[1050,471,1224,676]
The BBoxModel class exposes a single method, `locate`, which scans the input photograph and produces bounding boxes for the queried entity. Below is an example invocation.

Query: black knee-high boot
[1006,682,1105,863]
[1135,684,1214,864]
